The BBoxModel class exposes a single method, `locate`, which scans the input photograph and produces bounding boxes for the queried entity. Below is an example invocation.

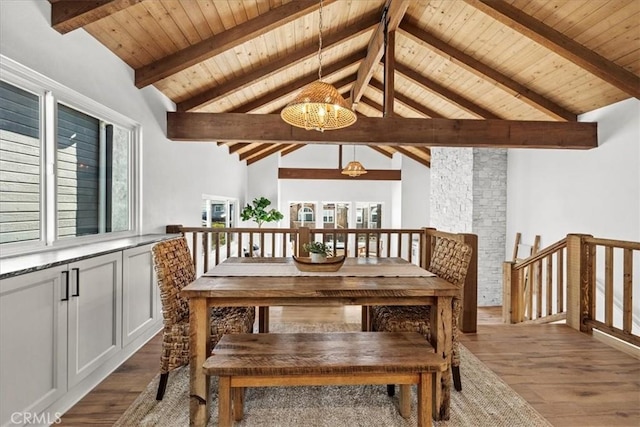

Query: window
[289,202,315,228]
[323,209,334,224]
[0,59,139,254]
[355,202,382,229]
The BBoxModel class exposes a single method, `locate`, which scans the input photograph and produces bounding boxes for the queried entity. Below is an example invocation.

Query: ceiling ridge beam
[177,13,380,112]
[463,0,640,99]
[369,79,444,118]
[395,62,502,119]
[134,0,330,88]
[351,0,410,106]
[278,168,401,181]
[398,22,576,121]
[167,112,598,149]
[232,51,365,114]
[51,0,141,34]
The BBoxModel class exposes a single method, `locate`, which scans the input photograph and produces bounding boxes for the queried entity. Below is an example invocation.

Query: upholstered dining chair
[152,237,255,400]
[370,237,472,397]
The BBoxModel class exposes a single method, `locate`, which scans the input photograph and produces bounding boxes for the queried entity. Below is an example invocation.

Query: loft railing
[166,225,478,333]
[503,238,568,324]
[504,234,640,348]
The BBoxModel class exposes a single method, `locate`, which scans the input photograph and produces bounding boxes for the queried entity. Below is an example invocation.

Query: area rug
[115,323,551,426]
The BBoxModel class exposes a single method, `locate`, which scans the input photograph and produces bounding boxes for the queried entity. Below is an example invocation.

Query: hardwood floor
[59,306,639,426]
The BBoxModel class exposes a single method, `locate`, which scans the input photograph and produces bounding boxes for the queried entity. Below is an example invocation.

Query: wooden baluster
[604,246,614,326]
[557,248,564,314]
[203,232,209,272]
[546,254,553,315]
[622,248,633,334]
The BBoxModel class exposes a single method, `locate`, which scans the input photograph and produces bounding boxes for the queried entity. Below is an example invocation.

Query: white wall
[506,97,640,326]
[242,144,431,230]
[0,0,247,235]
[506,98,640,248]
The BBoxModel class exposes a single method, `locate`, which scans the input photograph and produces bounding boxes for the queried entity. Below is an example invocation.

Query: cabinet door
[0,266,68,426]
[122,244,157,347]
[67,252,122,388]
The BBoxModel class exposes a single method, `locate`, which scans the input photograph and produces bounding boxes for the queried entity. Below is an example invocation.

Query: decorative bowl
[292,255,346,272]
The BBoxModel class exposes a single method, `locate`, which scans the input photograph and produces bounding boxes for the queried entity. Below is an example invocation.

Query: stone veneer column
[430,148,507,306]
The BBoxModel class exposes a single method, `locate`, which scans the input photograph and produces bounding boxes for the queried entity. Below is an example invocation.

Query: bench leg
[219,376,232,427]
[399,384,411,418]
[233,387,244,421]
[417,373,432,427]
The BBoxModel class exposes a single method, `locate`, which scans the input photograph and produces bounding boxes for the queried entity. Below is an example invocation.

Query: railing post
[502,261,519,323]
[421,227,436,269]
[566,233,594,332]
[299,227,311,256]
[460,233,478,333]
[166,224,183,234]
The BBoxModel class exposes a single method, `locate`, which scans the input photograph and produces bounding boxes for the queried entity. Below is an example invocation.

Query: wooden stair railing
[504,233,640,349]
[166,225,478,333]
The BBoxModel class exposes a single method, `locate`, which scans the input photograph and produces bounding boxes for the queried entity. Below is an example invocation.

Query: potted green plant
[303,241,332,263]
[240,197,284,228]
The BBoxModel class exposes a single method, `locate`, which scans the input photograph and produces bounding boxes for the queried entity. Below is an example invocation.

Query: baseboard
[592,329,640,360]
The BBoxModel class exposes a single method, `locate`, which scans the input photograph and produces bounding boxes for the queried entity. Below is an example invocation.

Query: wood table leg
[189,298,210,427]
[361,305,370,331]
[430,296,452,421]
[399,384,411,418]
[233,387,244,421]
[218,376,232,427]
[417,372,432,427]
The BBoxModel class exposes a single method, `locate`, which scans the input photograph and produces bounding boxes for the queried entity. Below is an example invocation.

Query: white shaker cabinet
[122,244,158,348]
[0,265,68,427]
[66,252,122,389]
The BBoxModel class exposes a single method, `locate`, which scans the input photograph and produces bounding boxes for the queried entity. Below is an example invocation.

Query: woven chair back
[152,237,194,325]
[429,238,473,288]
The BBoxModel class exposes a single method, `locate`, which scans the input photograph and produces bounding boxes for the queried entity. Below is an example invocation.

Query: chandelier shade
[281,81,357,131]
[341,160,367,177]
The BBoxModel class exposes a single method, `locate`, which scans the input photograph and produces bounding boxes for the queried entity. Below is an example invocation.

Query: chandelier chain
[318,0,323,81]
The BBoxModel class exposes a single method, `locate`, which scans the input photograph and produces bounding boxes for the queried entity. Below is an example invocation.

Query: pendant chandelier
[280,0,357,132]
[341,145,367,177]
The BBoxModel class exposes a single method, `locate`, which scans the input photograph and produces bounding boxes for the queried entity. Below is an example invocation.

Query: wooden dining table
[181,256,458,426]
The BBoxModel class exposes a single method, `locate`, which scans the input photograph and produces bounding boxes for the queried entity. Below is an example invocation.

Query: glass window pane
[0,81,41,244]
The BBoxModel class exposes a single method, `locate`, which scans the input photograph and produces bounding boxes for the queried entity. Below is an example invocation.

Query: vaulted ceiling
[50,0,639,168]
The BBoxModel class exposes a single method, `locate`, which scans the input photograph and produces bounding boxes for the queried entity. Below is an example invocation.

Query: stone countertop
[0,234,179,279]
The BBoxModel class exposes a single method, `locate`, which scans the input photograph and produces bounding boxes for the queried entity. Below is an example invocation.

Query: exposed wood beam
[281,145,304,157]
[279,168,401,181]
[50,0,141,34]
[177,13,379,112]
[370,79,445,118]
[246,144,289,165]
[134,1,328,88]
[351,0,410,106]
[239,143,283,161]
[167,113,598,149]
[463,0,640,99]
[396,63,502,119]
[369,145,394,159]
[399,22,576,121]
[383,30,396,117]
[359,96,384,117]
[231,52,365,114]
[227,143,252,154]
[393,146,431,168]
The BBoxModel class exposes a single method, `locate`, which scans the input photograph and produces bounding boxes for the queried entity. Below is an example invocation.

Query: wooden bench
[203,332,448,427]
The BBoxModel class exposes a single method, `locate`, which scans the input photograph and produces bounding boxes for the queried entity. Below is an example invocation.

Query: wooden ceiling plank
[463,0,640,99]
[227,143,252,154]
[398,22,577,121]
[167,112,598,149]
[51,0,141,34]
[351,0,410,106]
[396,62,502,119]
[278,168,401,181]
[370,79,445,118]
[393,146,431,168]
[134,0,329,88]
[177,13,379,112]
[232,52,365,113]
